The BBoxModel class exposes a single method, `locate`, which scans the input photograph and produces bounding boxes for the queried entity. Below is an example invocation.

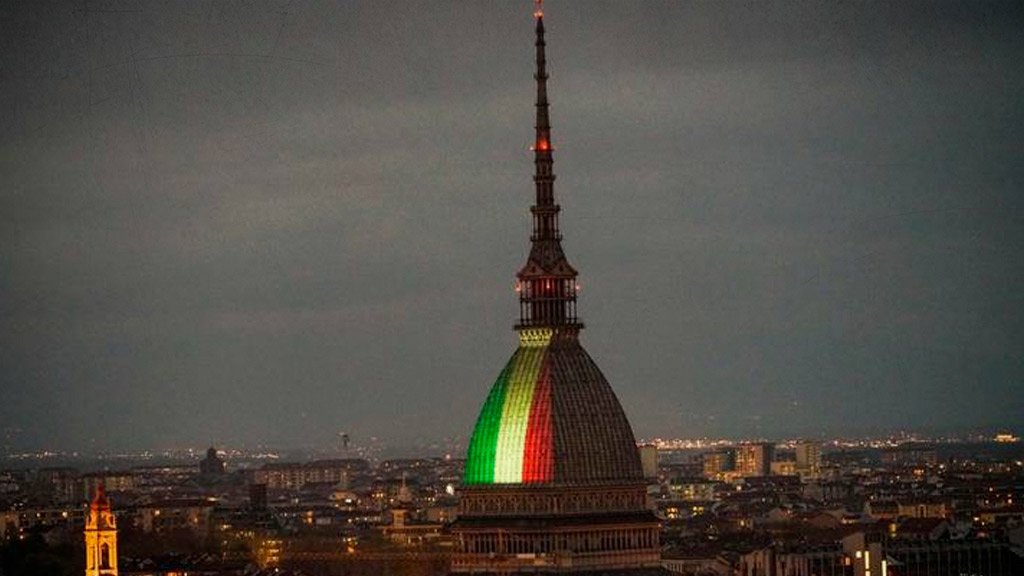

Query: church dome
[464,329,643,486]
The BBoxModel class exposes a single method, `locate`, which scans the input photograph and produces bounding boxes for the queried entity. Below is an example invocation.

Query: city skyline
[3,0,1023,452]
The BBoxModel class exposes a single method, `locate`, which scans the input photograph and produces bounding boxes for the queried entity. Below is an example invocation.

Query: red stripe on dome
[521,357,554,482]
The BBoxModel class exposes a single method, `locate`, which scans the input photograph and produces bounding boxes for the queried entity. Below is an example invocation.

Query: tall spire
[517,1,581,331]
[532,0,555,238]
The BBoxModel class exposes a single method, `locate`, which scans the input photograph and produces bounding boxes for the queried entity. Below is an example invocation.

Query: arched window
[100,543,110,569]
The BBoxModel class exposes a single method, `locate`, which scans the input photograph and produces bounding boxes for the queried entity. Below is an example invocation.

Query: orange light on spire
[534,0,543,19]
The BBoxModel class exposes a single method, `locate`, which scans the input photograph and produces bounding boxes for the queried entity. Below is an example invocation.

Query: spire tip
[534,0,543,19]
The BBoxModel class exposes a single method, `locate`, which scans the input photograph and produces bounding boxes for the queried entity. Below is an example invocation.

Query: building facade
[703,448,738,482]
[249,459,364,490]
[736,530,1024,576]
[794,441,822,479]
[639,445,659,480]
[82,472,135,499]
[736,443,776,477]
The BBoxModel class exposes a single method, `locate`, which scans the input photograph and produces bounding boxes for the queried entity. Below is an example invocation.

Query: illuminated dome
[465,329,642,485]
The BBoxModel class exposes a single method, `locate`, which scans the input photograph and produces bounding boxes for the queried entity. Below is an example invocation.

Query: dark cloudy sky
[2,0,1022,452]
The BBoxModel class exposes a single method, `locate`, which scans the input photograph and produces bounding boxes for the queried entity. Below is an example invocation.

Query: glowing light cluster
[464,336,555,484]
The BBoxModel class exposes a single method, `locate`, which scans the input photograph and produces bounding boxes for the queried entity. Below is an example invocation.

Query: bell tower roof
[91,484,110,511]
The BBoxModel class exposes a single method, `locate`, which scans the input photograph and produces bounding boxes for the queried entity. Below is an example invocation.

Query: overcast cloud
[1,0,1022,452]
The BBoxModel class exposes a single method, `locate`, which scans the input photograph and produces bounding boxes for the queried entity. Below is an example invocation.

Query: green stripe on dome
[464,343,551,485]
[464,356,514,484]
[492,347,546,482]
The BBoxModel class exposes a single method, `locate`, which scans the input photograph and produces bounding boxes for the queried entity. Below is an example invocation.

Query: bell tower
[84,485,118,576]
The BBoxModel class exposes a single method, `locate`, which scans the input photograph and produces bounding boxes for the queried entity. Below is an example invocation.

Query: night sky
[2,1,1022,452]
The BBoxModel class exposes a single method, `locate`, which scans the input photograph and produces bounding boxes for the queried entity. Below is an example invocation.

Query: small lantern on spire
[534,0,544,19]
